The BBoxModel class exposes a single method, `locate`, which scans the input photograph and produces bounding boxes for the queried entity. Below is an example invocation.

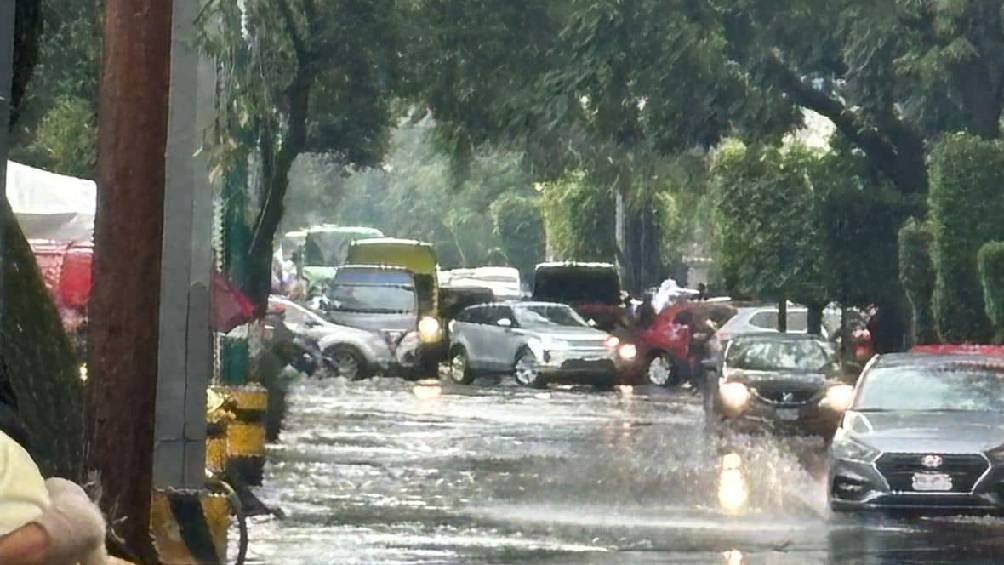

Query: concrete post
[154,0,215,490]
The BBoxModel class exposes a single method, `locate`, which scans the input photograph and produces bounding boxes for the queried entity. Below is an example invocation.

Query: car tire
[514,349,546,389]
[449,346,476,385]
[324,345,370,381]
[646,352,683,387]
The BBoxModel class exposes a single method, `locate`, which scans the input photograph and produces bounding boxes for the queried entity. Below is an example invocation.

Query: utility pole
[89,0,173,560]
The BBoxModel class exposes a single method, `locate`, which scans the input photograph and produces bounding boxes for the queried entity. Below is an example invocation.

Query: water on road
[240,376,1004,564]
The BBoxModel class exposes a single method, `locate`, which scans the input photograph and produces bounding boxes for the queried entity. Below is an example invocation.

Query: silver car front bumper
[829,454,1004,513]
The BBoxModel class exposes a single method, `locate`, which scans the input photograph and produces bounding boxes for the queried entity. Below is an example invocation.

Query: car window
[748,310,808,332]
[327,284,416,313]
[856,363,1004,412]
[512,304,590,328]
[726,339,830,371]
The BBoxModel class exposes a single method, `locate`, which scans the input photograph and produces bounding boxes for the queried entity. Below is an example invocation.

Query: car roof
[729,332,825,342]
[461,300,569,310]
[534,261,616,270]
[871,352,1004,369]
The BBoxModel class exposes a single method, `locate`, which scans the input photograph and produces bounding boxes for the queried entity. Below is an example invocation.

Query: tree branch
[763,54,927,194]
[276,0,308,62]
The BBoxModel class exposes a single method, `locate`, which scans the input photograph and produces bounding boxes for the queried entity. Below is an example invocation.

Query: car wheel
[324,345,369,381]
[514,350,545,389]
[647,353,681,387]
[449,347,475,385]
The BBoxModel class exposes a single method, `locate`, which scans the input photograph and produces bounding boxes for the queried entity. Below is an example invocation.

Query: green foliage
[978,242,1004,344]
[813,145,913,308]
[315,119,542,271]
[928,134,1004,343]
[14,96,97,178]
[490,192,545,278]
[898,218,939,345]
[711,141,827,304]
[539,171,617,263]
[11,0,101,176]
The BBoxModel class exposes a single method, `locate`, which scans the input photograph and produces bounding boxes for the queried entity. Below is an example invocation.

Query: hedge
[898,219,938,345]
[978,242,1004,344]
[928,134,1004,344]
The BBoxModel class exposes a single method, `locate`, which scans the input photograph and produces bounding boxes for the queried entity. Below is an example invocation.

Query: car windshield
[513,305,590,329]
[748,310,809,332]
[326,284,416,313]
[855,364,1004,412]
[726,339,830,371]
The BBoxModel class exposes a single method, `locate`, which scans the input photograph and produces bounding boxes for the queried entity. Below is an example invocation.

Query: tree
[490,192,544,278]
[197,0,401,312]
[10,0,101,178]
[539,171,618,263]
[899,218,938,345]
[712,141,828,325]
[928,133,1004,343]
[978,242,1004,344]
[88,0,172,560]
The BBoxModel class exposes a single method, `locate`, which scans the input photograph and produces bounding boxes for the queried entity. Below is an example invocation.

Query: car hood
[324,311,416,333]
[522,326,610,342]
[845,410,1004,454]
[724,368,827,391]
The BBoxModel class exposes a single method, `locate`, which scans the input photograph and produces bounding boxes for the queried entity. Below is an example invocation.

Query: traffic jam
[225,225,1004,562]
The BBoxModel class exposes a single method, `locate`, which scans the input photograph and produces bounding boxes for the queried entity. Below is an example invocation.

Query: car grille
[875,453,990,493]
[750,388,817,405]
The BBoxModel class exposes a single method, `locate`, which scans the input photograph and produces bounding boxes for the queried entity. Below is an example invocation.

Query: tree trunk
[89,0,172,561]
[778,295,788,333]
[806,302,824,336]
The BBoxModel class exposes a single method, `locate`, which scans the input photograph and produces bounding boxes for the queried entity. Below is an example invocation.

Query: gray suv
[447,301,637,388]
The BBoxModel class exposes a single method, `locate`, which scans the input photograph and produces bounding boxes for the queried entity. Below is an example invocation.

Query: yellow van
[346,239,443,367]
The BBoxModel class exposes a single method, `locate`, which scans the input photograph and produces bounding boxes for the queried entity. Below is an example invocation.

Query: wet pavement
[241,376,1004,564]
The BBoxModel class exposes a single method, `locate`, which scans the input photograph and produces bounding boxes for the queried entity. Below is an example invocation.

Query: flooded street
[242,377,1004,564]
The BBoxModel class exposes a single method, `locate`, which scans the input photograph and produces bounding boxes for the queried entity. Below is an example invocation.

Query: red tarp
[211,271,255,332]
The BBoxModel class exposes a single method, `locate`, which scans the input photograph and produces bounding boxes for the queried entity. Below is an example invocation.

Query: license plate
[912,472,953,492]
[775,408,800,421]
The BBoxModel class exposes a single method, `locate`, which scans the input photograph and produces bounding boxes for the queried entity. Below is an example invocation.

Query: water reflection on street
[240,376,1004,564]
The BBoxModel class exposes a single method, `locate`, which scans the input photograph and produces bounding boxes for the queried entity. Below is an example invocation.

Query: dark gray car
[706,333,850,437]
[829,353,1004,513]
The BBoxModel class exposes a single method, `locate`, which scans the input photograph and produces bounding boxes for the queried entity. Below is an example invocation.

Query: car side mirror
[497,318,513,329]
[587,319,597,327]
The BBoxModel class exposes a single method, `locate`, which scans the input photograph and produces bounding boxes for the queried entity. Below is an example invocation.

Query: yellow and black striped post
[151,489,230,565]
[214,384,268,485]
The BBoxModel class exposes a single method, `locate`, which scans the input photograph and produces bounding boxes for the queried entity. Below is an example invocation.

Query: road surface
[240,376,1004,564]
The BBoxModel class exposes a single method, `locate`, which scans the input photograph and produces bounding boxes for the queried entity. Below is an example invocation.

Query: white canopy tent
[6,161,96,242]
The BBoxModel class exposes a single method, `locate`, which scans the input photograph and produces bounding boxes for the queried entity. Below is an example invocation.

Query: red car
[631,301,739,387]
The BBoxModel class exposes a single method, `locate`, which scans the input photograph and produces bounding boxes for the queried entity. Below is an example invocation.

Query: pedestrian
[0,388,109,565]
[697,283,707,301]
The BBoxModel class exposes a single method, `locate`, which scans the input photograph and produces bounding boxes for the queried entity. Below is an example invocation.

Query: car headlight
[820,384,855,413]
[987,445,1004,464]
[719,382,751,411]
[605,336,620,349]
[833,436,879,463]
[418,317,441,343]
[618,344,638,361]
